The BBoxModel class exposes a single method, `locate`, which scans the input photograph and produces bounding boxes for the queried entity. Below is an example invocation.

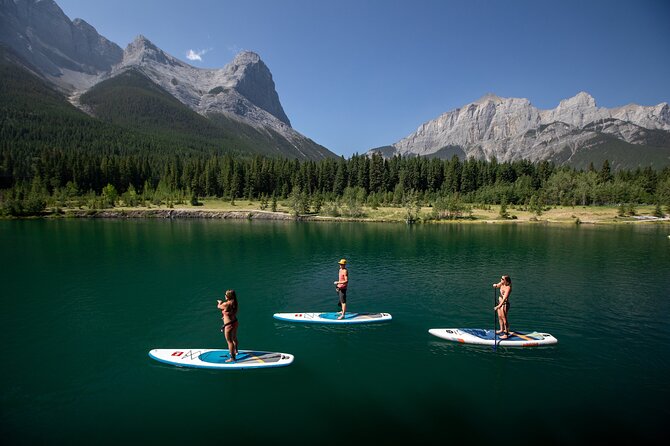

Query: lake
[1,219,669,445]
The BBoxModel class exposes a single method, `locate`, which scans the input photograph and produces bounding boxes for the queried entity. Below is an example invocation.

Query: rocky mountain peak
[557,91,596,109]
[125,35,154,56]
[231,50,261,65]
[223,50,291,126]
[129,34,154,49]
[473,93,504,105]
[122,35,180,67]
[542,91,601,128]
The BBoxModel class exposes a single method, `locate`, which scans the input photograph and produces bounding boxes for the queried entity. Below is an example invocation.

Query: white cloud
[186,48,210,62]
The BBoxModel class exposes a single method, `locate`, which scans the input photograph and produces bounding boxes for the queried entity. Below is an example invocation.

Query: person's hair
[502,275,511,285]
[225,289,238,312]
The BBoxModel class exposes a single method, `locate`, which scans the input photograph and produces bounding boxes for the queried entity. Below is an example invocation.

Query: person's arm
[217,299,226,311]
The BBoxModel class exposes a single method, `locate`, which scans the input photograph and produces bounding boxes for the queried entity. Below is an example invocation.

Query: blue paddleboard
[273,312,392,324]
[148,348,294,369]
[429,328,558,347]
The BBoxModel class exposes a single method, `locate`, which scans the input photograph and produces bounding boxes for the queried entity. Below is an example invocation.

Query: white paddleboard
[273,312,392,324]
[429,328,558,347]
[148,349,294,369]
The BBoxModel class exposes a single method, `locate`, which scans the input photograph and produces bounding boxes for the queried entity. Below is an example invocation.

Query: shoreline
[6,206,668,225]
[57,209,402,223]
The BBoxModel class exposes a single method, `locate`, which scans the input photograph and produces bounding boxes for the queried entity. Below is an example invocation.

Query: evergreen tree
[599,159,612,183]
[369,153,384,193]
[333,159,347,195]
[460,158,478,194]
[498,195,510,219]
[312,192,323,214]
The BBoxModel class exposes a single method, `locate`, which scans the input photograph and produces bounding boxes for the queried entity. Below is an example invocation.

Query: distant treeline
[1,147,670,217]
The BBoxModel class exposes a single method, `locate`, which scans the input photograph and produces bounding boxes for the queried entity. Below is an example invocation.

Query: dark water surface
[1,219,669,445]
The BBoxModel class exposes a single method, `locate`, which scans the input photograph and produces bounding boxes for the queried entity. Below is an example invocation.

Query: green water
[1,219,669,445]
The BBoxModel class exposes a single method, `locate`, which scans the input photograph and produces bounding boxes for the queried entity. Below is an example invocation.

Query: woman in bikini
[493,275,512,339]
[217,289,239,362]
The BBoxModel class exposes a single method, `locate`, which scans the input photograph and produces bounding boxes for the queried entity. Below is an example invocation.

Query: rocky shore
[65,209,305,220]
[15,206,668,225]
[60,208,402,223]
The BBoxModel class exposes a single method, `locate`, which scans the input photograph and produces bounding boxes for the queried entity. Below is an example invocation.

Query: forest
[1,147,669,219]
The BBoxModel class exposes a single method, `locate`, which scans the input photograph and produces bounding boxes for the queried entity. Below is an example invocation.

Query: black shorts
[337,287,347,304]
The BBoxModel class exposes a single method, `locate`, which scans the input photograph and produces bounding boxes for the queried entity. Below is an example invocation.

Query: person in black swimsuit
[217,289,239,362]
[493,275,512,339]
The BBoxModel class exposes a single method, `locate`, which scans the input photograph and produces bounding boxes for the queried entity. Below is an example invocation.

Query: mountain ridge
[370,92,670,168]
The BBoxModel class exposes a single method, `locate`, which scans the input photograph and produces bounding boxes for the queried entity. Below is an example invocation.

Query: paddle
[493,285,497,351]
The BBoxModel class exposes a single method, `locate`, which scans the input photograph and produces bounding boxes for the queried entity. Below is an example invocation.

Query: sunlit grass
[88,200,669,225]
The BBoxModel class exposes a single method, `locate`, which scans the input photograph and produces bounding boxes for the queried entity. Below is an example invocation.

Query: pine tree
[498,195,510,219]
[599,159,612,183]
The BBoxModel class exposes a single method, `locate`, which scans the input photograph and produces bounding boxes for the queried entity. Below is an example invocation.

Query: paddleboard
[428,328,558,347]
[273,312,392,324]
[148,349,294,369]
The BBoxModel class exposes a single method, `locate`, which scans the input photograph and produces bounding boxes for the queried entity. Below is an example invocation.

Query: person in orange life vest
[334,259,349,320]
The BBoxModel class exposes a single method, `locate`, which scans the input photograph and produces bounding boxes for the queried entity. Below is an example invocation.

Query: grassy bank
[35,200,670,225]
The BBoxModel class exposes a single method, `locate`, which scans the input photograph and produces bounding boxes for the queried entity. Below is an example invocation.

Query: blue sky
[56,0,670,157]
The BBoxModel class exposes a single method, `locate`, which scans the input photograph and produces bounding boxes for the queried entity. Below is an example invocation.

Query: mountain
[369,92,670,169]
[101,35,333,160]
[0,44,262,162]
[0,0,335,160]
[0,0,122,90]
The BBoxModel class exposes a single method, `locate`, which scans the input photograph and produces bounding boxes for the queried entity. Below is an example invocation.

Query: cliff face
[0,0,122,83]
[114,37,291,128]
[222,51,291,126]
[371,92,670,166]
